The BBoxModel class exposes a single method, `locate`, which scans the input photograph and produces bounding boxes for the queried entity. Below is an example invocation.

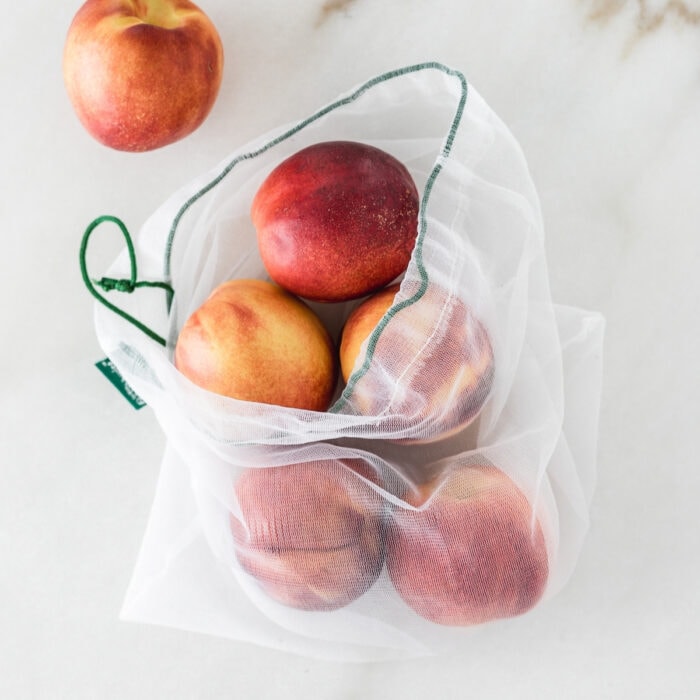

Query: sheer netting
[86,64,604,661]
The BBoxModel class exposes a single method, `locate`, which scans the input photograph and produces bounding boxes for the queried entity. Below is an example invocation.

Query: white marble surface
[2,0,699,697]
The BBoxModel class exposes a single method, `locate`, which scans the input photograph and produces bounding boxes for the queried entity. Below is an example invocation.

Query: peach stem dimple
[131,0,184,28]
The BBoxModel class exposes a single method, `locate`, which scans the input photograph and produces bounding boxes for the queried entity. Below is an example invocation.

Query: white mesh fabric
[93,63,605,660]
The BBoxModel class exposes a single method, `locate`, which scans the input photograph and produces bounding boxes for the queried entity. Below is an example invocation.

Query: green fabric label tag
[95,358,146,410]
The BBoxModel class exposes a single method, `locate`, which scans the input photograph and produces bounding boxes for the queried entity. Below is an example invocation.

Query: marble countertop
[2,1,699,697]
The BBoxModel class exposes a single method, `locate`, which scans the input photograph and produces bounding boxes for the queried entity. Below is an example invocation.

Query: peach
[63,0,224,151]
[339,283,402,384]
[251,141,419,302]
[386,462,549,626]
[231,460,385,611]
[174,279,336,411]
[339,283,494,442]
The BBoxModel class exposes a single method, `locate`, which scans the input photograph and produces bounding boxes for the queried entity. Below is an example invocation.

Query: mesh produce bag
[80,63,605,661]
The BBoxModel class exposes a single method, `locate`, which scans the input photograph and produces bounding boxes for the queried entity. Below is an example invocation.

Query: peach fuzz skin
[63,0,223,151]
[174,279,337,411]
[386,463,549,626]
[231,460,385,611]
[251,141,419,303]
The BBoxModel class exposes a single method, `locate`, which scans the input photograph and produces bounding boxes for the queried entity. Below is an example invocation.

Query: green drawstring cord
[79,215,174,347]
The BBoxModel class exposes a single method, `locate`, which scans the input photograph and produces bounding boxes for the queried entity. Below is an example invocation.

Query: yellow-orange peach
[339,283,402,383]
[63,0,224,151]
[174,279,336,411]
[339,283,494,442]
[231,460,385,611]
